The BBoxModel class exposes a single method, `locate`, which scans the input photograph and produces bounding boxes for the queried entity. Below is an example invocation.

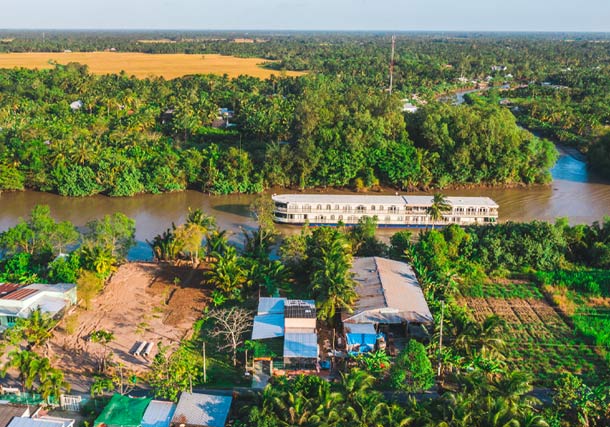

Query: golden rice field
[0,52,306,79]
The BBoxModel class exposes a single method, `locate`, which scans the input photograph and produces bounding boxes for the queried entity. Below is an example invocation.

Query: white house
[0,283,77,330]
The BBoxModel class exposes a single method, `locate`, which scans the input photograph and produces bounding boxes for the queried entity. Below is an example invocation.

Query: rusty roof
[0,284,20,296]
[1,288,38,301]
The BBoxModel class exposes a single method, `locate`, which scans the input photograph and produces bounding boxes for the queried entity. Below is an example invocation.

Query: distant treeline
[0,64,556,196]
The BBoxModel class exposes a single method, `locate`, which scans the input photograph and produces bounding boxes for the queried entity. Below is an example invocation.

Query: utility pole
[202,341,207,383]
[389,35,396,95]
[437,301,445,378]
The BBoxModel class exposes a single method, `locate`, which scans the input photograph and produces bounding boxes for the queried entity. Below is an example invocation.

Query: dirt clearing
[48,262,208,392]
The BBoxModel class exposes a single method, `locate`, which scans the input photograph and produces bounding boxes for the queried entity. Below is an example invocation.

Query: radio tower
[389,35,396,95]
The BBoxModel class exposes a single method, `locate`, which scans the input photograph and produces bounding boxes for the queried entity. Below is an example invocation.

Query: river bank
[0,141,608,261]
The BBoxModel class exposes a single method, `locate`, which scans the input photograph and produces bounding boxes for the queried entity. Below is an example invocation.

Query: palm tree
[206,229,230,260]
[426,193,452,228]
[206,246,247,300]
[147,226,183,262]
[4,350,42,392]
[311,238,357,323]
[39,368,70,403]
[14,307,57,350]
[455,314,507,356]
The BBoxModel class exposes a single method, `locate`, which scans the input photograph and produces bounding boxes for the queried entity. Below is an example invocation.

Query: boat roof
[272,194,498,207]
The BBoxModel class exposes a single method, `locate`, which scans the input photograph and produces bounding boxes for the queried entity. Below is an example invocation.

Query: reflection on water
[551,154,589,183]
[0,149,609,260]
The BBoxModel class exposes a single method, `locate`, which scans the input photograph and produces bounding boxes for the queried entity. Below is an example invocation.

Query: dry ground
[0,52,306,79]
[48,262,208,392]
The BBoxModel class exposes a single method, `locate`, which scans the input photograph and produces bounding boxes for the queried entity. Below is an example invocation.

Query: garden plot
[460,285,609,385]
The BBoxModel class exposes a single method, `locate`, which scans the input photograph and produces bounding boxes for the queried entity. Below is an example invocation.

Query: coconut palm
[427,193,452,228]
[311,237,357,323]
[39,368,70,403]
[206,246,247,299]
[14,307,57,349]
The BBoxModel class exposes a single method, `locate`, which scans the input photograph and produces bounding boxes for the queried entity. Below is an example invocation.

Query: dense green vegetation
[1,202,610,425]
[8,31,610,196]
[0,206,136,283]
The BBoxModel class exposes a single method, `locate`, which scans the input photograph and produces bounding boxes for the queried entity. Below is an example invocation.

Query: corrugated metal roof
[142,401,176,427]
[0,284,20,296]
[345,257,433,325]
[172,393,232,427]
[0,406,30,427]
[1,289,38,301]
[8,418,65,427]
[283,333,318,359]
[272,194,498,208]
[251,314,284,340]
[256,298,285,315]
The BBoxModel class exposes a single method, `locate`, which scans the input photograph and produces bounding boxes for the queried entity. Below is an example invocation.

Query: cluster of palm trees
[1,308,70,403]
[148,208,216,266]
[246,366,547,427]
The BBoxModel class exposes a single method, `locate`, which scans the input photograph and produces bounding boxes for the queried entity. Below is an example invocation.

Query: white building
[0,283,77,330]
[272,194,499,227]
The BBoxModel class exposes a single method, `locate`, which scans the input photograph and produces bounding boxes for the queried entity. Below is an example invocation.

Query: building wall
[284,317,316,331]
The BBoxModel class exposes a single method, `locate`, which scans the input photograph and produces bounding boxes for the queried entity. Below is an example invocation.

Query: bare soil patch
[48,262,208,391]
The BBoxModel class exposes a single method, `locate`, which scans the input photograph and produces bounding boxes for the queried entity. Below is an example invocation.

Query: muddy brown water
[0,147,608,260]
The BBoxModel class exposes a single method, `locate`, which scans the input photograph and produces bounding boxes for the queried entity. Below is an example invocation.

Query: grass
[0,52,307,79]
[460,280,610,385]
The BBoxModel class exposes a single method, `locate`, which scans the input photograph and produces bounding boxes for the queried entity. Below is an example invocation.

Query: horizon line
[0,28,609,34]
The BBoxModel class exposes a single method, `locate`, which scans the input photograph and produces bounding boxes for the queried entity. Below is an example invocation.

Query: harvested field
[460,294,609,384]
[0,52,306,79]
[48,262,208,392]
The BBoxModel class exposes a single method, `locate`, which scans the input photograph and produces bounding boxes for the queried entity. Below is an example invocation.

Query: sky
[1,0,609,32]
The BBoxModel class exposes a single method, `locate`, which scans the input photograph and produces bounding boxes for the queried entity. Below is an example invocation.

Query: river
[0,145,608,260]
[1,85,609,260]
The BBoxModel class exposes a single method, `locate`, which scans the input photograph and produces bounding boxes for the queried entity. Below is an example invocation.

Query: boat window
[389,206,397,213]
[317,204,322,210]
[356,205,366,213]
[326,204,332,211]
[379,205,384,211]
[335,205,339,210]
[370,205,375,211]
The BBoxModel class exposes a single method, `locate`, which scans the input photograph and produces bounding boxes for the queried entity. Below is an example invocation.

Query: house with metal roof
[251,297,319,365]
[141,401,176,427]
[0,283,77,331]
[9,417,74,427]
[0,405,31,427]
[345,257,433,326]
[170,392,232,427]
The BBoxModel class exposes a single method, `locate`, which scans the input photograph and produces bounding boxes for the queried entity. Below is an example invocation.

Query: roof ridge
[372,257,388,308]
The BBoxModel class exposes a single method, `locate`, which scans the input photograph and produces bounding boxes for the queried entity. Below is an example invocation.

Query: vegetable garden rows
[460,291,609,385]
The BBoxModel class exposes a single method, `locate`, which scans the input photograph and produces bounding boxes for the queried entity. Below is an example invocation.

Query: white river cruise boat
[272,194,499,227]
